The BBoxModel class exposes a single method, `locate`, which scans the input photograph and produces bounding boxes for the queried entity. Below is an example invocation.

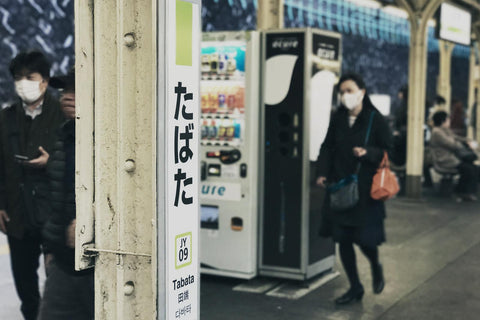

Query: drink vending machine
[199,31,261,279]
[260,28,342,280]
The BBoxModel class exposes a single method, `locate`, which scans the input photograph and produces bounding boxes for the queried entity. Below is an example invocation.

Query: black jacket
[42,120,78,273]
[0,91,64,238]
[318,103,393,227]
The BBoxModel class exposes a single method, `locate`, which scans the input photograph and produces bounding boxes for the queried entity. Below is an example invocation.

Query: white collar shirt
[23,100,44,120]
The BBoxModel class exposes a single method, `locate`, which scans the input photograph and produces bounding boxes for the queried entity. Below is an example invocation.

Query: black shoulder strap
[364,111,375,147]
[354,111,376,174]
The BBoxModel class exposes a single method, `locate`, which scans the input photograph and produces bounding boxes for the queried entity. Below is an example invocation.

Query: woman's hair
[338,73,366,91]
[434,95,446,105]
[432,111,448,127]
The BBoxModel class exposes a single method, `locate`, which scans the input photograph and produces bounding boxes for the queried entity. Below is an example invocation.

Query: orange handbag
[371,152,400,201]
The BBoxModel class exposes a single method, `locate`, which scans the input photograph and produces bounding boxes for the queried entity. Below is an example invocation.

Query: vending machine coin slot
[208,164,221,177]
[240,163,247,178]
[201,161,207,181]
[231,217,243,231]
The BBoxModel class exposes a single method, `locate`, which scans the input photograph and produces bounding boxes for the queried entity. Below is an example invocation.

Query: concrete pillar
[437,40,455,109]
[257,0,284,29]
[405,16,428,198]
[76,0,157,319]
[476,77,480,141]
[396,0,443,198]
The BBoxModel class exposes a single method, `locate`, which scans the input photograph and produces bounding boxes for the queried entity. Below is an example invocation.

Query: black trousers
[7,233,43,320]
[457,162,478,194]
[38,260,94,320]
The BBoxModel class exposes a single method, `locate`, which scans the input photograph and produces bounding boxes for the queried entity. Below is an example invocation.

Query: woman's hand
[468,140,478,150]
[316,176,327,188]
[353,147,367,158]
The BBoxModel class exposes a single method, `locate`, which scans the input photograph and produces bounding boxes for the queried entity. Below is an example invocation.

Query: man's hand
[66,219,76,249]
[316,176,327,188]
[0,210,10,234]
[60,92,76,119]
[25,146,49,168]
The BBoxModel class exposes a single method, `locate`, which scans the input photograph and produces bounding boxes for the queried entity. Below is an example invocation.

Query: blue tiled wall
[282,0,471,111]
[0,0,74,106]
[0,0,471,111]
[202,0,257,31]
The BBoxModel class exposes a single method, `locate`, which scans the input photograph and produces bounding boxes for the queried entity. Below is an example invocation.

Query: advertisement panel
[437,2,471,46]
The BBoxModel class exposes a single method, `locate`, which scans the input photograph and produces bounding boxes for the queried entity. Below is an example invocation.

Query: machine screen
[201,205,219,229]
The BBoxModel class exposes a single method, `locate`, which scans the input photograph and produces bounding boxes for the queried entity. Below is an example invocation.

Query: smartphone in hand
[14,154,30,163]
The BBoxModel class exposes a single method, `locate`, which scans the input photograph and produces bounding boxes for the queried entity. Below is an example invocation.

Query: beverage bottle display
[208,120,218,140]
[218,54,227,76]
[233,120,241,139]
[236,87,245,114]
[201,120,208,140]
[201,54,210,75]
[218,90,227,114]
[218,120,227,140]
[227,52,237,77]
[201,90,209,113]
[210,53,219,76]
[225,119,235,140]
[208,87,219,113]
[227,87,236,113]
[200,44,247,147]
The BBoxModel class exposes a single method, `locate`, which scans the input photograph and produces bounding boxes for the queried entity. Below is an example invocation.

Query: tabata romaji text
[173,82,194,207]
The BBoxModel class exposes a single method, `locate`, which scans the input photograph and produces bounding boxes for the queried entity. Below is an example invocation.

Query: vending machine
[260,28,342,280]
[199,31,261,279]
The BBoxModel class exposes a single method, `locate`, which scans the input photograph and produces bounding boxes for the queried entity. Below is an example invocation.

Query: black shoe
[372,264,385,294]
[334,286,364,305]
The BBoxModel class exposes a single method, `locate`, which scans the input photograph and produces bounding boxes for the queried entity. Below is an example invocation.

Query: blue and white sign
[200,182,242,201]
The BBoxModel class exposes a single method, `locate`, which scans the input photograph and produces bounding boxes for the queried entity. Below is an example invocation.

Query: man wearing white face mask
[0,51,64,320]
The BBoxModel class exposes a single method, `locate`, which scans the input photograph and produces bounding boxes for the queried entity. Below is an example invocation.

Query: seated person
[430,111,478,201]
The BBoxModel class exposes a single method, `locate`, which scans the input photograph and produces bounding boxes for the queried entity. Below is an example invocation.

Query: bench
[429,165,459,196]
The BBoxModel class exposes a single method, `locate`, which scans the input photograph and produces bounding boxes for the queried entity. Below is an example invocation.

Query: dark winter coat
[0,91,64,238]
[317,103,393,227]
[42,119,77,272]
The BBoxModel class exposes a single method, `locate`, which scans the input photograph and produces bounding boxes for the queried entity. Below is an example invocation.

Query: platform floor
[201,190,480,320]
[1,189,479,319]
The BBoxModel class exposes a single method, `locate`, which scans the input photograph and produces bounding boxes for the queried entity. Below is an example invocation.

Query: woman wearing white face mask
[316,73,393,305]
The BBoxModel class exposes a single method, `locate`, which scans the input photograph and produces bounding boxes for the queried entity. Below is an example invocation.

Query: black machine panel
[263,32,305,269]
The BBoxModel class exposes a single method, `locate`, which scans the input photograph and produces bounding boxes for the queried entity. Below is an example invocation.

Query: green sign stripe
[176,0,192,66]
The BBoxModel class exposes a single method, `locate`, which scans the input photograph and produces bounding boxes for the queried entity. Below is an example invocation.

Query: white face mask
[15,79,43,104]
[341,91,364,110]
